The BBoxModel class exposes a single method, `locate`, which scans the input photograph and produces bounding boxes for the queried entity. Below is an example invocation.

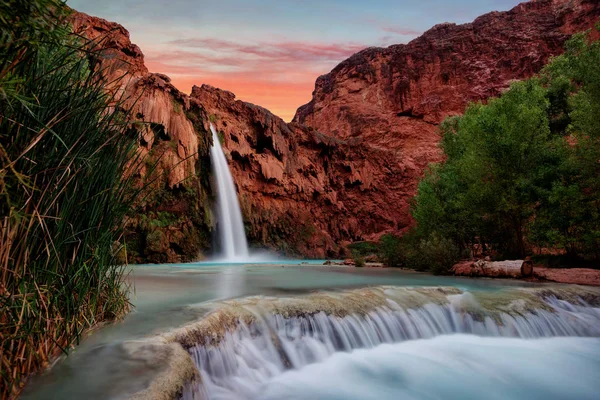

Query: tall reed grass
[1,1,140,397]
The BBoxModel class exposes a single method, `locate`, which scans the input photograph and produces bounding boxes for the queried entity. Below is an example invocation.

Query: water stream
[21,264,600,400]
[209,123,249,260]
[180,286,600,399]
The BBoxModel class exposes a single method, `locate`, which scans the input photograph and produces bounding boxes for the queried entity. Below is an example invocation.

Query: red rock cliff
[294,0,600,230]
[71,12,213,263]
[192,85,415,257]
[71,11,420,258]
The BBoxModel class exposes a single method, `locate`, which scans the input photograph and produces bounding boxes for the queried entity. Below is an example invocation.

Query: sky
[68,0,523,121]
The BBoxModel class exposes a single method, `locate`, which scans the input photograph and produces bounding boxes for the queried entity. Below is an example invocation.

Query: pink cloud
[143,37,374,121]
[380,26,422,36]
[361,16,421,38]
[167,38,367,63]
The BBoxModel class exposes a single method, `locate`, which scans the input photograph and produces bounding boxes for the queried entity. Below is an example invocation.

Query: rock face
[192,85,413,257]
[294,0,600,230]
[71,12,213,263]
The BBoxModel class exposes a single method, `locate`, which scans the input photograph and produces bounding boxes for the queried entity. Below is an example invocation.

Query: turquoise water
[116,262,535,340]
[22,261,566,399]
[260,335,600,400]
[44,262,543,353]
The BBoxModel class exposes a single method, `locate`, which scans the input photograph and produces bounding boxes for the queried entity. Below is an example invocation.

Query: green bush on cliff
[0,1,138,396]
[348,241,379,257]
[406,28,600,264]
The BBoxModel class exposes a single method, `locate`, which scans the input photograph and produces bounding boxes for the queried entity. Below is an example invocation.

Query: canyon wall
[192,85,413,257]
[72,13,214,263]
[72,0,600,261]
[294,0,600,232]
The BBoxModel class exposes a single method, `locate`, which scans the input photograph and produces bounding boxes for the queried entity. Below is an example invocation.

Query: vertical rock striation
[71,12,213,263]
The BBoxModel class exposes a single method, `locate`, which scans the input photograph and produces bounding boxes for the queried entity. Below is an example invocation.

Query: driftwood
[452,259,533,278]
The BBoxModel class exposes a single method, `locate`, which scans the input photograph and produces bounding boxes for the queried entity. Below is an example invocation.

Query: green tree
[530,30,600,258]
[407,27,600,266]
[413,79,562,258]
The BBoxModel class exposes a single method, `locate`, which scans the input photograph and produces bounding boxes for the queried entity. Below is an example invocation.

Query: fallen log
[452,259,533,278]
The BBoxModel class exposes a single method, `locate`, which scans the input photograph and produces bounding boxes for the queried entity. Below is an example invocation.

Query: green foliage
[410,235,461,275]
[347,241,378,257]
[407,28,600,264]
[378,234,403,267]
[139,211,179,229]
[171,98,182,114]
[353,254,366,268]
[0,2,139,396]
[530,31,600,259]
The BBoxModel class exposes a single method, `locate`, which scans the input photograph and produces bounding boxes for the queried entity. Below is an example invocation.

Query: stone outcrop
[295,0,600,230]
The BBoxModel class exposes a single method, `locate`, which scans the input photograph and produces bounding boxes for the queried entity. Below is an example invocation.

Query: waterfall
[180,287,600,399]
[209,123,249,260]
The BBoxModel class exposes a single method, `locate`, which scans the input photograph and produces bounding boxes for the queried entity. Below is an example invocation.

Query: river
[22,261,600,399]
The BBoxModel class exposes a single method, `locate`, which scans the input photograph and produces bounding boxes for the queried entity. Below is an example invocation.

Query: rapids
[258,335,600,400]
[180,286,600,399]
[20,265,600,400]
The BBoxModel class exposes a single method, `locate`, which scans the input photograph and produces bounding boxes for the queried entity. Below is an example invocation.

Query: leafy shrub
[347,241,379,257]
[354,255,366,268]
[0,2,139,396]
[416,235,461,275]
[378,234,403,267]
[381,232,460,274]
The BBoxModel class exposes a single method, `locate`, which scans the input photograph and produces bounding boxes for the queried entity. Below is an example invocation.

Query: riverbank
[322,259,600,286]
[530,267,600,286]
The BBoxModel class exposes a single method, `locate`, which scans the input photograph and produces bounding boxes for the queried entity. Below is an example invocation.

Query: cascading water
[258,336,600,400]
[209,123,249,260]
[180,286,600,400]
